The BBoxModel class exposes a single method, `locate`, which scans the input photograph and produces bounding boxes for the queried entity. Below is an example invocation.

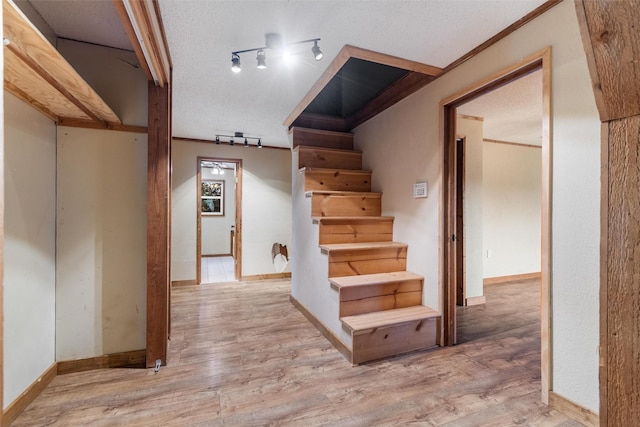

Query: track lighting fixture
[312,40,323,61]
[231,53,241,73]
[256,50,267,69]
[230,34,322,72]
[214,132,264,148]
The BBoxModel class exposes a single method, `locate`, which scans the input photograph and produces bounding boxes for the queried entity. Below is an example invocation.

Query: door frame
[440,47,552,402]
[196,157,243,283]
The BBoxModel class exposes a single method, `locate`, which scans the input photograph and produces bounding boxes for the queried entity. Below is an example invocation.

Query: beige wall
[201,166,236,256]
[354,1,600,412]
[3,94,57,408]
[483,142,541,278]
[172,140,292,279]
[457,117,484,299]
[56,127,148,360]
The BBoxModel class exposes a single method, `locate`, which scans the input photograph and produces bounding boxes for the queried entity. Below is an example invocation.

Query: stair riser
[350,318,439,364]
[291,127,354,150]
[311,195,382,217]
[304,170,372,192]
[328,252,407,277]
[298,149,362,170]
[319,221,393,244]
[341,292,423,317]
[339,280,423,317]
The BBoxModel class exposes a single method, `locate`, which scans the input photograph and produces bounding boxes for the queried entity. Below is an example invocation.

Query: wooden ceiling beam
[3,0,121,124]
[115,0,172,87]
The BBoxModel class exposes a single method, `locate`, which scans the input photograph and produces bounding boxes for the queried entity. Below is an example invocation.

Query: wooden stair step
[302,167,372,192]
[290,127,353,150]
[341,305,440,334]
[342,306,440,364]
[320,242,408,277]
[306,191,382,217]
[295,145,363,170]
[330,271,423,290]
[316,216,394,244]
[331,271,424,317]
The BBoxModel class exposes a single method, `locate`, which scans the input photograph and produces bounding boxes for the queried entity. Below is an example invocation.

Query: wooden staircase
[292,127,440,364]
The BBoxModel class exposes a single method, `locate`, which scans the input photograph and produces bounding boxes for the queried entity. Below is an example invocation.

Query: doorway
[196,157,243,284]
[441,48,551,401]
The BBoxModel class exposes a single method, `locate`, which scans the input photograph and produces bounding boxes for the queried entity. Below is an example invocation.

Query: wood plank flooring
[11,279,582,426]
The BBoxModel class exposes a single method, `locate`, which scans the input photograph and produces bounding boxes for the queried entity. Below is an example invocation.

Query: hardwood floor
[11,278,582,426]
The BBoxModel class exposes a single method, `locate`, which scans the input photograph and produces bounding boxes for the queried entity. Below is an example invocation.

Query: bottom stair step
[342,306,440,364]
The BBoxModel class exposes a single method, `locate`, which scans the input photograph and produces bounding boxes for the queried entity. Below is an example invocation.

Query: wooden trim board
[483,138,542,149]
[289,295,352,363]
[171,279,197,287]
[242,272,291,281]
[549,391,599,427]
[465,296,486,306]
[57,118,147,134]
[483,272,541,285]
[57,350,147,375]
[2,362,57,426]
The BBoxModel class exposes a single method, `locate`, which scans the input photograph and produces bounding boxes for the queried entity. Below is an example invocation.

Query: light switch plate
[414,182,428,198]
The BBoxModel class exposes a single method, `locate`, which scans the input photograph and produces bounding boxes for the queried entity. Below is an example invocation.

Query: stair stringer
[290,148,353,352]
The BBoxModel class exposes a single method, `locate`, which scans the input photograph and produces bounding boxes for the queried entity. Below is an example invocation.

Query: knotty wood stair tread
[341,306,440,334]
[313,216,394,223]
[305,190,382,197]
[294,145,362,155]
[320,242,408,253]
[330,271,423,289]
[299,167,372,174]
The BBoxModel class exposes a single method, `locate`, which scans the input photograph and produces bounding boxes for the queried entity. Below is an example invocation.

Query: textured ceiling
[457,70,543,146]
[27,0,548,148]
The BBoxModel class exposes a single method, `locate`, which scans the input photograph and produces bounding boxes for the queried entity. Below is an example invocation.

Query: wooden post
[146,79,171,368]
[575,1,640,424]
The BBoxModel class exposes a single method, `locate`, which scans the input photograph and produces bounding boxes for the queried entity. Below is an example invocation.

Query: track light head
[244,138,249,147]
[231,53,241,73]
[229,138,234,146]
[312,41,323,61]
[258,139,262,148]
[256,50,267,69]
[215,136,220,144]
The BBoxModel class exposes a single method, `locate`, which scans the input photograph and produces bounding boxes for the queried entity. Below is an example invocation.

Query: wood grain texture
[3,363,56,426]
[309,191,382,217]
[146,81,171,368]
[291,113,348,133]
[576,0,640,121]
[295,146,363,170]
[606,116,640,424]
[57,117,147,133]
[57,350,146,375]
[171,279,197,287]
[318,216,393,245]
[483,272,541,285]
[9,279,583,426]
[3,0,120,123]
[464,295,487,306]
[549,391,599,427]
[290,127,354,150]
[599,121,610,426]
[303,167,372,192]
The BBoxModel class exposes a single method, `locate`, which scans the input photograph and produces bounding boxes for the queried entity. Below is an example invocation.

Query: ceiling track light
[231,53,241,73]
[230,35,322,72]
[215,133,264,148]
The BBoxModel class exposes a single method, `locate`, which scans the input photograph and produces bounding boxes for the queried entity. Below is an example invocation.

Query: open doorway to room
[197,157,242,284]
[454,69,543,343]
[441,49,551,401]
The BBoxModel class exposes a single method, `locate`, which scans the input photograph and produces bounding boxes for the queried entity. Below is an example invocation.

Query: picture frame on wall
[201,179,224,215]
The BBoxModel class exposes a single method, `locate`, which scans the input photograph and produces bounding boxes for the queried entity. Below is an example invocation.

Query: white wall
[56,127,147,360]
[57,39,148,127]
[354,1,600,412]
[457,117,484,299]
[483,142,541,278]
[4,93,56,407]
[201,167,236,255]
[172,140,292,279]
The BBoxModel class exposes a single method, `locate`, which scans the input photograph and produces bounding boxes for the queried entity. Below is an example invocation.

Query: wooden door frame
[454,137,466,306]
[196,157,243,284]
[440,47,552,403]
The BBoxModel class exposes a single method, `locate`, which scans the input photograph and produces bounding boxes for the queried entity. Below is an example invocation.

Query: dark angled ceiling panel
[304,58,410,118]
